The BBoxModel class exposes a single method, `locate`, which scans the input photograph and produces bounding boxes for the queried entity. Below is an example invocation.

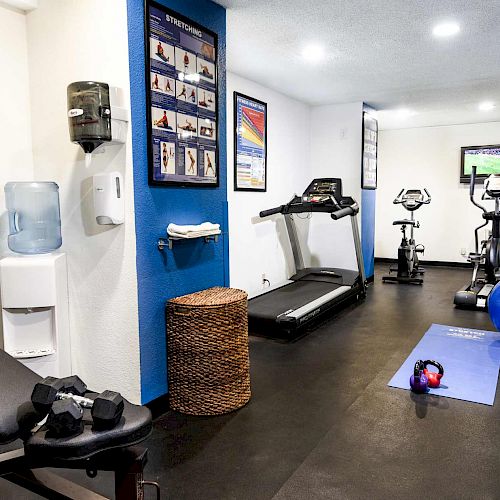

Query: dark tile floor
[1,264,499,499]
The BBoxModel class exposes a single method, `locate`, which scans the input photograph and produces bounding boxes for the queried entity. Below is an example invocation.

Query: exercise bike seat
[392,219,416,226]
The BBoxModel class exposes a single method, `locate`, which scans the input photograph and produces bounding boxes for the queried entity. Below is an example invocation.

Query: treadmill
[248,178,367,339]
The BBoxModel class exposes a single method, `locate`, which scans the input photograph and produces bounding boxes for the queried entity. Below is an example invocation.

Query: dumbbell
[31,376,124,436]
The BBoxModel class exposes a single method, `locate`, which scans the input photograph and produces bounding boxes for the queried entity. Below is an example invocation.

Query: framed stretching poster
[362,112,378,189]
[234,92,267,192]
[145,0,219,187]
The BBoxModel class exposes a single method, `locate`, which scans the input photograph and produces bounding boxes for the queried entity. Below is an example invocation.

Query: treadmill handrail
[260,206,284,218]
[260,197,357,217]
[331,203,358,220]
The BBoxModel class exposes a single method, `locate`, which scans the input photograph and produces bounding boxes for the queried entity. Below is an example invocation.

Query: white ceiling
[216,0,500,128]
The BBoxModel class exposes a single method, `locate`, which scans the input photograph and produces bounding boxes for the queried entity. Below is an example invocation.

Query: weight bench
[0,349,159,499]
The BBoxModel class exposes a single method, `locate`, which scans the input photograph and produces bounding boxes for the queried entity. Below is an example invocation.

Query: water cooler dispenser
[0,182,71,377]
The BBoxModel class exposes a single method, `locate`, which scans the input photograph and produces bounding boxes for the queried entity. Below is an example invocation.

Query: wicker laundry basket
[166,287,251,415]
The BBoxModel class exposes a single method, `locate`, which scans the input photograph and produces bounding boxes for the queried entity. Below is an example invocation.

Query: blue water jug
[5,182,62,254]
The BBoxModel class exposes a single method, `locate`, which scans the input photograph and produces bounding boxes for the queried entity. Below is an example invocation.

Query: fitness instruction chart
[146,1,218,186]
[234,92,267,191]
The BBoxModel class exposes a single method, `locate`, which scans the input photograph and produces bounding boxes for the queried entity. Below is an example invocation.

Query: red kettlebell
[423,360,444,388]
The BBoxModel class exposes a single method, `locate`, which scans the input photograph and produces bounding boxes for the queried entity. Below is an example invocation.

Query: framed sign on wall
[145,0,219,187]
[234,92,267,192]
[362,112,378,190]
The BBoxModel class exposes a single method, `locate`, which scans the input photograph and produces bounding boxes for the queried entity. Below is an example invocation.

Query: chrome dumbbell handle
[57,392,94,409]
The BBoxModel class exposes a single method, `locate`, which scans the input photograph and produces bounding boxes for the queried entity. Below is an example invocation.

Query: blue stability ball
[488,282,500,330]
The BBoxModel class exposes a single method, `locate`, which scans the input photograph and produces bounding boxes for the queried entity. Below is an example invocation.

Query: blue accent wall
[361,189,376,279]
[127,0,228,403]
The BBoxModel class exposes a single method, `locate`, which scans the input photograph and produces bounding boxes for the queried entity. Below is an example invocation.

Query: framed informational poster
[234,92,267,192]
[362,112,378,189]
[145,1,218,187]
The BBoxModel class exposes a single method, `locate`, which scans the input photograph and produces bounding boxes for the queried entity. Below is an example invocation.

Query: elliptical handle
[470,165,477,197]
[423,188,431,203]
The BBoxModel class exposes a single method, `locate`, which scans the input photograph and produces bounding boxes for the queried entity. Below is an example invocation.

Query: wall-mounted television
[460,145,500,183]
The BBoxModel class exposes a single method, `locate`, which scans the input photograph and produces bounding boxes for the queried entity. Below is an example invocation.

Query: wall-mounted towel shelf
[157,234,220,251]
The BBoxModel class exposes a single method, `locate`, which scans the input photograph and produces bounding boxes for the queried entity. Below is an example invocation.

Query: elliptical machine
[454,166,500,309]
[382,188,431,285]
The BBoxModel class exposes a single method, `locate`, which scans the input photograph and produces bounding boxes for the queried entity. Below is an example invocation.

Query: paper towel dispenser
[67,81,128,156]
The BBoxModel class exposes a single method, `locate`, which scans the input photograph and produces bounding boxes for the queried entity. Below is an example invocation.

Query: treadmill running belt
[248,281,343,321]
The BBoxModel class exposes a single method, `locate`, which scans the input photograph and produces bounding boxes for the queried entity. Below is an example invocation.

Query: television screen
[461,145,500,182]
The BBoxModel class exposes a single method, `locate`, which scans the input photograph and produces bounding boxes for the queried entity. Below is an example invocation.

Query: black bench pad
[0,350,43,444]
[0,349,152,461]
[25,394,152,460]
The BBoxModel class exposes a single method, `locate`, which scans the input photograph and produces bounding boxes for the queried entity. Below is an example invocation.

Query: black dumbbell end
[91,390,124,431]
[31,376,65,414]
[46,399,84,438]
[60,375,88,396]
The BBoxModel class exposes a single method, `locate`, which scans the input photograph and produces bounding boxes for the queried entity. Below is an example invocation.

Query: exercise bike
[454,166,500,309]
[382,188,431,285]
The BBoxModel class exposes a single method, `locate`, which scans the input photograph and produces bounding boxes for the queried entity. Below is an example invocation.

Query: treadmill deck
[249,280,344,321]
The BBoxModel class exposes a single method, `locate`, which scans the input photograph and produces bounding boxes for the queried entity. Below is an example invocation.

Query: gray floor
[1,264,499,499]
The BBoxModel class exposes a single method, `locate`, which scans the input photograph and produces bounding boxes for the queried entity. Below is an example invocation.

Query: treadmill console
[259,177,358,218]
[301,178,354,207]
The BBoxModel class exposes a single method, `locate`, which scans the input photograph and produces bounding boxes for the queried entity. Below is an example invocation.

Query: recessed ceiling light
[479,101,495,111]
[395,108,417,118]
[301,44,325,64]
[433,22,460,38]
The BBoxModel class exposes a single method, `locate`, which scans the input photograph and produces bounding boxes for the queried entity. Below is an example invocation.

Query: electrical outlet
[261,273,270,288]
[460,248,466,256]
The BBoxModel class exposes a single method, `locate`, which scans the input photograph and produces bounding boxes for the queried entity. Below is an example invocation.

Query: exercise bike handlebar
[260,206,284,218]
[393,189,405,203]
[393,188,431,206]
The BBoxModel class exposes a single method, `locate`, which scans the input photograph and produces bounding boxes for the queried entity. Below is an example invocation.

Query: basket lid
[168,287,247,307]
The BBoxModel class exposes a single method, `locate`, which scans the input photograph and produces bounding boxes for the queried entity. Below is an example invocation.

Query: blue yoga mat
[388,323,500,405]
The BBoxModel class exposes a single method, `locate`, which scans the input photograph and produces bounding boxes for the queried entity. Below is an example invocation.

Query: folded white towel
[167,222,220,235]
[168,228,221,239]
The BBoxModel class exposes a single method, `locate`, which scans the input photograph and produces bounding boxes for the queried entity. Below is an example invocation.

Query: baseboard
[145,393,169,419]
[374,257,471,269]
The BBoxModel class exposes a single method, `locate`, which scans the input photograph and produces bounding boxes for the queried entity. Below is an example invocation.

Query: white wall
[308,102,363,271]
[25,0,141,402]
[227,81,366,292]
[0,5,34,255]
[376,121,500,263]
[227,72,311,295]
